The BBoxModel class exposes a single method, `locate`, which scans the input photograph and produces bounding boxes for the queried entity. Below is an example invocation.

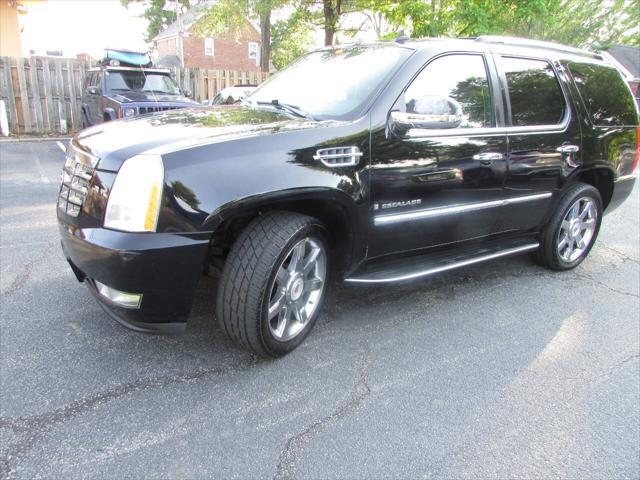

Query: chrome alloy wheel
[557,196,598,263]
[267,237,327,341]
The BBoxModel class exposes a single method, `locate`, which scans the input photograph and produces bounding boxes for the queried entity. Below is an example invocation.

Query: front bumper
[59,221,210,334]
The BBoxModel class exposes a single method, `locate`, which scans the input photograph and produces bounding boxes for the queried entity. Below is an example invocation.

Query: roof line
[475,35,602,59]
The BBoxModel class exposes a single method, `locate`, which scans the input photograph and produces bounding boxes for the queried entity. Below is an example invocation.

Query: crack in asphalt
[0,355,260,479]
[2,242,55,296]
[273,341,371,480]
[598,244,640,265]
[574,271,640,299]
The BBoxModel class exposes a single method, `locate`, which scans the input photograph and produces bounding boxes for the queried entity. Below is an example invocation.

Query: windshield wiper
[143,89,174,95]
[255,100,314,120]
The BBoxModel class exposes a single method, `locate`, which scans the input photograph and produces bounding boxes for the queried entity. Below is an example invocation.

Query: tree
[363,0,639,48]
[271,11,313,69]
[121,0,191,43]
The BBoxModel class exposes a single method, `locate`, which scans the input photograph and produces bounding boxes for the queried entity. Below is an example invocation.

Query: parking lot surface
[1,140,639,479]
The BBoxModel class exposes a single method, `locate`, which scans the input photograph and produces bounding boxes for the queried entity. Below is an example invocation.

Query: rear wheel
[534,182,602,270]
[216,211,328,357]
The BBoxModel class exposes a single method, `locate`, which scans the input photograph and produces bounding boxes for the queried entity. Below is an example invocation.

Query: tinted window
[568,62,638,126]
[104,71,180,95]
[501,57,566,126]
[404,54,493,128]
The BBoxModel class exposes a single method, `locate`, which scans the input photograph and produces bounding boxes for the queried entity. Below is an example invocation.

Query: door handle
[473,152,503,164]
[556,144,580,167]
[556,144,579,154]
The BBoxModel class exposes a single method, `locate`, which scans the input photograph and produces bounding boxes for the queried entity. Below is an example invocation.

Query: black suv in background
[81,66,197,127]
[59,36,639,357]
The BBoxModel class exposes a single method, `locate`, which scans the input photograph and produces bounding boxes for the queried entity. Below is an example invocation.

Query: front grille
[58,155,94,217]
[138,105,180,115]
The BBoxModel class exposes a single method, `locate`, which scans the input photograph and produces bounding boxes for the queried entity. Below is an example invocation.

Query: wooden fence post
[0,57,18,133]
[29,57,44,134]
[15,58,31,133]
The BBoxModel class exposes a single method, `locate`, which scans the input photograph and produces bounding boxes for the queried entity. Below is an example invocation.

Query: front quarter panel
[158,117,372,246]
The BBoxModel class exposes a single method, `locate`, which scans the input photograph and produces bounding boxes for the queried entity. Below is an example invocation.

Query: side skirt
[344,237,539,284]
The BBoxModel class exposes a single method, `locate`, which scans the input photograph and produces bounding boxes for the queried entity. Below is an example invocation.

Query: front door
[368,52,508,259]
[494,54,582,232]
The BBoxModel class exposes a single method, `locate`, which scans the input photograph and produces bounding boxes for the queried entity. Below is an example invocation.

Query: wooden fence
[0,56,269,136]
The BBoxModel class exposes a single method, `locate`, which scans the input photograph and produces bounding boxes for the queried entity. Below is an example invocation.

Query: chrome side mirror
[390,95,463,135]
[390,110,463,132]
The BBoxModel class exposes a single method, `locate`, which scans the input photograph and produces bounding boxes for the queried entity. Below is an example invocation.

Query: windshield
[104,71,181,95]
[248,45,412,120]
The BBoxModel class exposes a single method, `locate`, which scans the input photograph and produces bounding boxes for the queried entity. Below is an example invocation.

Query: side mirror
[184,90,192,98]
[390,95,463,135]
[88,86,99,95]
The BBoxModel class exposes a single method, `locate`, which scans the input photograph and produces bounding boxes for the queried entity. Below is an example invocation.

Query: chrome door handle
[473,152,504,164]
[556,144,579,154]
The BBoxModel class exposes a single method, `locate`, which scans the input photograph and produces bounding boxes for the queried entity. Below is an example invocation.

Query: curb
[0,137,71,143]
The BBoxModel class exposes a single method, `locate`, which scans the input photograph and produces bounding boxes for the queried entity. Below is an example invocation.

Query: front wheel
[533,182,603,270]
[216,211,329,357]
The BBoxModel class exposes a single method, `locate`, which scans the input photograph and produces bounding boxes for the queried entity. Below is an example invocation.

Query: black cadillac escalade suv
[58,36,639,357]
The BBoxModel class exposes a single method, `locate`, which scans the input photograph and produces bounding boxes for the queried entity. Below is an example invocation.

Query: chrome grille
[138,105,180,115]
[58,154,94,217]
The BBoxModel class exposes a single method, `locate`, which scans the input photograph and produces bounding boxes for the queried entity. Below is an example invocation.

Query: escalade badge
[374,199,422,210]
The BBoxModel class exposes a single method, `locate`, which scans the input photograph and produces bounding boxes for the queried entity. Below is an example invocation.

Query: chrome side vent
[313,146,363,167]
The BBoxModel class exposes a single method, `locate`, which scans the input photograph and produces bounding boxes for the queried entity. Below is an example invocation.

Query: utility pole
[175,0,184,67]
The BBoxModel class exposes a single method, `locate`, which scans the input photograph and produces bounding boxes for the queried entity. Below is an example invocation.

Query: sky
[20,0,149,58]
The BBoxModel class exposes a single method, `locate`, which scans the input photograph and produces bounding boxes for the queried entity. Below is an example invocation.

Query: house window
[204,38,214,57]
[248,42,259,63]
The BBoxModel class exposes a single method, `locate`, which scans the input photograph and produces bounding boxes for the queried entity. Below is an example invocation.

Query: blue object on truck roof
[105,49,152,67]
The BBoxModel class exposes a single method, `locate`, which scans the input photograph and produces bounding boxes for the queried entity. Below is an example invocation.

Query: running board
[345,238,539,284]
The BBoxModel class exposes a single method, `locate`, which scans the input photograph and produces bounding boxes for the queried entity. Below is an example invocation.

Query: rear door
[494,54,582,232]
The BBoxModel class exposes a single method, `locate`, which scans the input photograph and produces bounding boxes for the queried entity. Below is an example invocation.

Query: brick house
[154,4,261,71]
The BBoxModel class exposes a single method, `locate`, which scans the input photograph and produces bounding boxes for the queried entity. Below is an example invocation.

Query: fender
[104,107,117,121]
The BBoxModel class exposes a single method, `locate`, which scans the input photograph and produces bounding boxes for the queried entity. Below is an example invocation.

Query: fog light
[94,280,142,309]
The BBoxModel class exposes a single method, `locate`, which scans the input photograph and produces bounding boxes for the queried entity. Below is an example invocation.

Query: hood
[75,106,326,171]
[106,91,197,104]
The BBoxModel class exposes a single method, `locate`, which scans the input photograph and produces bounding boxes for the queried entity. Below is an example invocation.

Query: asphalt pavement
[1,140,639,479]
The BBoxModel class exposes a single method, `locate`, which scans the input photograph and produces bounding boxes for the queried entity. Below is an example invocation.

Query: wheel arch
[203,188,365,276]
[569,165,614,210]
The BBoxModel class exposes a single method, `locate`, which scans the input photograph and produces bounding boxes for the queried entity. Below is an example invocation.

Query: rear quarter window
[568,62,638,126]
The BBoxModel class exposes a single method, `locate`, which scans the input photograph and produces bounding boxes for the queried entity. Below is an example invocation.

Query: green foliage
[121,0,191,43]
[362,0,639,48]
[192,0,250,40]
[271,13,313,70]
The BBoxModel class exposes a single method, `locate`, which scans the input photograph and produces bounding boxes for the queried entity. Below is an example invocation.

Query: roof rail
[475,35,602,60]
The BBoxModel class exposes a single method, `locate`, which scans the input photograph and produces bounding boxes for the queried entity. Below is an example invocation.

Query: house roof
[153,1,259,42]
[604,45,640,80]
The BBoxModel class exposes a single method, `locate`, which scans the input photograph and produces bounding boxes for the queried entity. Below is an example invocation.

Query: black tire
[216,211,329,357]
[533,182,603,270]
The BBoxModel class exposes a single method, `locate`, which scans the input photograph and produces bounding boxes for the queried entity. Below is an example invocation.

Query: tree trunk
[259,9,271,72]
[323,0,340,46]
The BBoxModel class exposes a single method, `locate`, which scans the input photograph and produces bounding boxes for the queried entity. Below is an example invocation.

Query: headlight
[123,107,136,117]
[104,155,164,232]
